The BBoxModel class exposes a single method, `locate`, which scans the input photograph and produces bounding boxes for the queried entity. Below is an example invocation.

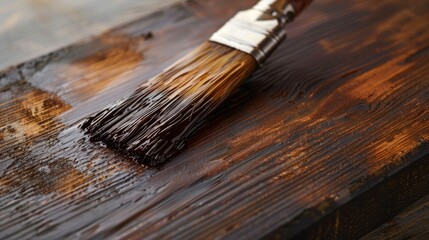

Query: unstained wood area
[0,0,428,239]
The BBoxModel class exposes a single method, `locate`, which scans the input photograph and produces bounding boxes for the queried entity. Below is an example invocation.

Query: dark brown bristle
[81,41,257,165]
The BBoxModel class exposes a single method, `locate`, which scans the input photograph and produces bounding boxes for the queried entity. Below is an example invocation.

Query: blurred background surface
[0,0,183,69]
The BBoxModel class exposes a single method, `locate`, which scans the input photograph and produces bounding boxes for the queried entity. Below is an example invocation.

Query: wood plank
[0,0,429,239]
[0,0,183,70]
[362,194,429,239]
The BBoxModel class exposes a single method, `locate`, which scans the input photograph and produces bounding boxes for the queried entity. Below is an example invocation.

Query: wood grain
[362,194,429,240]
[0,0,183,70]
[0,0,429,239]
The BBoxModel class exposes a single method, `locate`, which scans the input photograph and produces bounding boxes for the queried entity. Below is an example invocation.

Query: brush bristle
[81,41,257,165]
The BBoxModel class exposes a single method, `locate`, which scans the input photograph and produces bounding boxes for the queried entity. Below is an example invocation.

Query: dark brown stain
[362,192,429,239]
[0,0,428,239]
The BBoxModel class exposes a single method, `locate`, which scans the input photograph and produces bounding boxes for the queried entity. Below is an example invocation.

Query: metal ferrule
[209,0,295,63]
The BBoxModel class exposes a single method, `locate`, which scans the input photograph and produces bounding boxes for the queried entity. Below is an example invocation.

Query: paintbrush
[81,0,313,165]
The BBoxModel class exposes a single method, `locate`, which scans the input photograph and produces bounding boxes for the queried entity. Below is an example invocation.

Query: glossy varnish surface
[0,0,429,239]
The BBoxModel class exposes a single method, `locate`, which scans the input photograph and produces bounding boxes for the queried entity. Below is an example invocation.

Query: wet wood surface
[362,194,429,240]
[0,0,183,70]
[0,0,429,239]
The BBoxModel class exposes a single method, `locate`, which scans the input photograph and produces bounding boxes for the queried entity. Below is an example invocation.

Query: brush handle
[210,0,313,63]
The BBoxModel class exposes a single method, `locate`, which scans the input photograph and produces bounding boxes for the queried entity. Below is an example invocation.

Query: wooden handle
[291,0,313,17]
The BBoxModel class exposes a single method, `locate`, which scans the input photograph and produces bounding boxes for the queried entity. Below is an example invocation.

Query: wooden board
[1,0,429,239]
[0,0,183,70]
[362,194,429,239]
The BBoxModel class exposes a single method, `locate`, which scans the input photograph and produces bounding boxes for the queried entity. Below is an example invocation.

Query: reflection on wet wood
[0,0,183,70]
[0,0,429,239]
